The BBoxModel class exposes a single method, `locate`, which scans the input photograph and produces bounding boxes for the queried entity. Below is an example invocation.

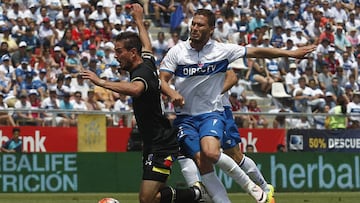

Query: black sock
[160,186,175,203]
[174,188,197,203]
[160,186,198,203]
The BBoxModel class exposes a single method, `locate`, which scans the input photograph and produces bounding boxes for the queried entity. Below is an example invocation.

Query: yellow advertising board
[77,114,106,152]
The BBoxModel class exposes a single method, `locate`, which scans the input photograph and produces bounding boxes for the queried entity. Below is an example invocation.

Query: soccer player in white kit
[160,9,315,203]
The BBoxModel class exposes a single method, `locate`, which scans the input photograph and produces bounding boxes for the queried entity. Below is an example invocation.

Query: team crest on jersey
[163,155,174,168]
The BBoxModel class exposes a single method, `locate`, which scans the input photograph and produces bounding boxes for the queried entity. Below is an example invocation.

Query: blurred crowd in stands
[0,0,360,130]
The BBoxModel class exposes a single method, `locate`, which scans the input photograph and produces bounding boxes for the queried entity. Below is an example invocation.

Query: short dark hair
[115,32,142,55]
[13,127,20,134]
[194,9,216,27]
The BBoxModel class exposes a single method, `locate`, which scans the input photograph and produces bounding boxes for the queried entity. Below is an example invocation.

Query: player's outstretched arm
[131,3,152,53]
[246,44,316,59]
[81,70,145,97]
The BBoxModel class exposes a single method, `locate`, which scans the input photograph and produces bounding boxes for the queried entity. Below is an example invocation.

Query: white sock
[178,157,200,187]
[239,155,269,192]
[201,172,231,203]
[215,153,252,190]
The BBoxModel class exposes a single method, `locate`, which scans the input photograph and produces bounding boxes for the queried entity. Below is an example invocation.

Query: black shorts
[142,152,177,183]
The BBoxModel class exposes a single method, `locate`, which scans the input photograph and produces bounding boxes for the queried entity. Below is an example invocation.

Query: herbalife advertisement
[0,153,358,193]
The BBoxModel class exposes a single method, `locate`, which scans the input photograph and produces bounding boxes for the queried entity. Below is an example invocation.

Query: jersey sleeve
[130,52,157,92]
[224,43,247,64]
[159,45,178,74]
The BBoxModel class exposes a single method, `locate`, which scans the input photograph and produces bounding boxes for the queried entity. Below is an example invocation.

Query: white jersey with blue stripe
[160,39,247,116]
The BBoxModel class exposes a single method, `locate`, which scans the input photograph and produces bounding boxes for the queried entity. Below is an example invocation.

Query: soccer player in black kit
[81,3,207,203]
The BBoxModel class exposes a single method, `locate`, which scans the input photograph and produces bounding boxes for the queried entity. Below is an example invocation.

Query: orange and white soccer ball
[98,197,120,203]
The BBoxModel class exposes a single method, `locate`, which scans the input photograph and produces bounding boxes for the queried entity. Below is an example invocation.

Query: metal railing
[0,108,358,128]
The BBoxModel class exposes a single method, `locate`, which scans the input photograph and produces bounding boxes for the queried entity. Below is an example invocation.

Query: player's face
[190,15,213,44]
[115,41,133,71]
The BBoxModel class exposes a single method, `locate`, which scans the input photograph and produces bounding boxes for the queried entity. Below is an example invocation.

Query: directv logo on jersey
[182,64,217,76]
[289,135,303,151]
[175,59,228,77]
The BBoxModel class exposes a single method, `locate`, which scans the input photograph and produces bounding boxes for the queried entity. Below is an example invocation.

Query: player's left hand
[290,44,317,59]
[80,70,101,85]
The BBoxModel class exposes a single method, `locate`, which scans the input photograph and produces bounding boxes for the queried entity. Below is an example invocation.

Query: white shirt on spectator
[70,79,90,100]
[347,101,360,122]
[89,10,107,29]
[71,99,88,111]
[331,6,347,23]
[46,0,62,20]
[285,71,301,93]
[6,9,24,21]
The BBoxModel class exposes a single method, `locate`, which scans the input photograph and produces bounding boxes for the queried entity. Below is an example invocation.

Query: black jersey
[130,52,178,155]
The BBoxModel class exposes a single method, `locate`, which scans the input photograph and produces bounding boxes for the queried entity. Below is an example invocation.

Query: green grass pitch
[0,192,359,203]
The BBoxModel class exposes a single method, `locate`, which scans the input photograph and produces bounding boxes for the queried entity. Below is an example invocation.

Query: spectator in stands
[326,77,349,108]
[103,60,121,82]
[0,92,17,126]
[19,72,35,93]
[59,92,77,126]
[109,4,126,29]
[247,99,268,128]
[103,42,115,67]
[270,26,285,48]
[13,91,36,125]
[53,19,66,44]
[340,51,357,80]
[326,95,348,129]
[89,2,108,29]
[285,62,301,94]
[113,93,132,127]
[318,61,333,90]
[152,31,168,67]
[316,38,331,56]
[85,89,102,111]
[38,47,60,72]
[11,42,29,68]
[71,91,87,111]
[57,4,72,25]
[229,26,248,46]
[28,89,43,126]
[245,144,254,153]
[94,73,115,109]
[277,144,286,152]
[324,47,340,75]
[213,18,230,43]
[65,49,82,74]
[294,116,311,129]
[62,74,73,93]
[38,17,55,46]
[0,26,18,52]
[41,87,70,127]
[334,25,351,54]
[334,66,347,88]
[0,54,15,79]
[52,46,65,68]
[293,29,308,48]
[344,74,359,92]
[347,92,360,128]
[232,95,252,128]
[319,22,334,44]
[1,127,22,152]
[246,58,274,94]
[58,29,77,53]
[70,74,90,100]
[167,31,180,50]
[69,4,86,25]
[151,0,174,27]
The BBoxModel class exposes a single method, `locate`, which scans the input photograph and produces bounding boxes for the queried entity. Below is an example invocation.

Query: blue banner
[287,129,360,152]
